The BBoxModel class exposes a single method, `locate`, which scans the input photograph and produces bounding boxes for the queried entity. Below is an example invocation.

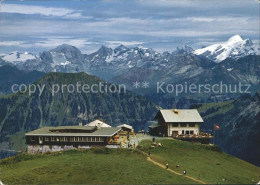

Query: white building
[117,124,133,132]
[154,109,204,136]
[85,120,111,128]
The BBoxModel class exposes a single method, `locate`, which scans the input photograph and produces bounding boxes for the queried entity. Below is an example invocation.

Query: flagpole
[213,124,215,145]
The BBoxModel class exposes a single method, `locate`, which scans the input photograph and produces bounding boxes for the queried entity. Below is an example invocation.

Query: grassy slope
[0,149,195,185]
[197,100,234,119]
[139,139,260,184]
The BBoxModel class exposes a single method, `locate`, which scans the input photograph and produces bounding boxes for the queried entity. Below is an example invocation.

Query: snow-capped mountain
[15,44,87,73]
[1,35,259,81]
[173,44,194,55]
[0,51,36,63]
[85,45,168,79]
[193,35,260,63]
[0,38,259,109]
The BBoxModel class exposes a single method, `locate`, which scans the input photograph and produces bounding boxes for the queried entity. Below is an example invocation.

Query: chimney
[173,108,178,114]
[97,122,101,130]
[79,121,82,126]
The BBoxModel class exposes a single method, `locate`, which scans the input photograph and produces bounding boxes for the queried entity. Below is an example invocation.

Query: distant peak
[99,45,109,49]
[114,44,128,53]
[173,44,194,54]
[51,44,81,54]
[96,45,113,56]
[97,45,111,52]
[57,44,75,48]
[117,44,128,49]
[52,44,76,51]
[184,44,194,52]
[227,35,243,43]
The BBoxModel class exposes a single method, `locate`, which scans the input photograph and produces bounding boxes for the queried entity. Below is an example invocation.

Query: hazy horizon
[0,0,259,54]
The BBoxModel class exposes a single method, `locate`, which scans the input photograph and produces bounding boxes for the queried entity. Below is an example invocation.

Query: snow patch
[193,35,259,63]
[2,51,36,63]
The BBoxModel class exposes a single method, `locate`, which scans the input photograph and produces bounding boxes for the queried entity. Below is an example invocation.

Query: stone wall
[27,144,119,153]
[28,145,85,153]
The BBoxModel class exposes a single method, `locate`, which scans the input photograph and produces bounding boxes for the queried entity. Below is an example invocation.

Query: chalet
[150,108,212,143]
[151,109,203,137]
[25,125,121,153]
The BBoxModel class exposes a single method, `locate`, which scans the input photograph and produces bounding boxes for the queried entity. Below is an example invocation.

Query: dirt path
[139,150,207,184]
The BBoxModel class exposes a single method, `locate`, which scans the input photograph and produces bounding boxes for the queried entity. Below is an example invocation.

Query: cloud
[0,0,259,54]
[34,38,95,48]
[0,38,97,49]
[1,3,90,19]
[105,41,144,46]
[0,41,26,46]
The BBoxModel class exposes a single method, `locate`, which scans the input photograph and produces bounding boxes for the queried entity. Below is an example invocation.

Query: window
[182,130,184,135]
[51,137,55,142]
[190,130,194,134]
[172,123,178,127]
[30,137,35,141]
[185,130,189,134]
[60,137,66,142]
[180,123,187,127]
[189,123,195,127]
[45,137,49,141]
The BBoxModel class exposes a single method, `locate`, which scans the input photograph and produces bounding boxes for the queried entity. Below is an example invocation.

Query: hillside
[196,92,260,166]
[1,139,259,184]
[0,72,158,156]
[0,65,45,94]
[0,148,195,185]
[139,139,260,184]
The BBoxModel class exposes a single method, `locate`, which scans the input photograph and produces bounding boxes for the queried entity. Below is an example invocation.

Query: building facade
[153,109,204,137]
[25,125,121,153]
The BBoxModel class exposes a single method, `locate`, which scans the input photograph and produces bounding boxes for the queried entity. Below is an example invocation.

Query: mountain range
[112,55,260,107]
[0,35,259,82]
[0,35,259,108]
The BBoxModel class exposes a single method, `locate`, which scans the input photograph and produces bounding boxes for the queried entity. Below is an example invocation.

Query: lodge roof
[25,126,121,137]
[155,109,204,123]
[117,124,133,130]
[85,120,111,127]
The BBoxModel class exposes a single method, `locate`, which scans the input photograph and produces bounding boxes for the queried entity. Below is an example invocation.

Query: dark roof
[25,126,121,137]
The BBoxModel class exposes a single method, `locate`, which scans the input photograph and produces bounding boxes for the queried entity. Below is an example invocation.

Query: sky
[0,0,259,54]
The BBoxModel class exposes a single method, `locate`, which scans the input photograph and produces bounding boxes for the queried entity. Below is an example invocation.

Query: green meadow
[139,139,260,184]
